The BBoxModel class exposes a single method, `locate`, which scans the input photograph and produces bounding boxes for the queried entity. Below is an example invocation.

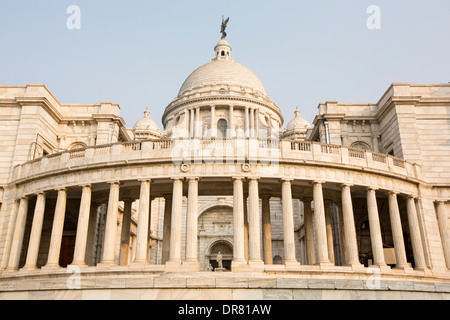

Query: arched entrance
[208,241,233,271]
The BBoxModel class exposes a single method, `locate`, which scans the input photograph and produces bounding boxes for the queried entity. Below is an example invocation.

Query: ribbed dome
[178,60,268,97]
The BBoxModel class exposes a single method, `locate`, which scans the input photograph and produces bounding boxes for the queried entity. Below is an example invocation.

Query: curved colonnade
[1,139,448,284]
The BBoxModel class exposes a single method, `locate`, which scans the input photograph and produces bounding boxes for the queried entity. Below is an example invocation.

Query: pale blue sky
[1,1,449,128]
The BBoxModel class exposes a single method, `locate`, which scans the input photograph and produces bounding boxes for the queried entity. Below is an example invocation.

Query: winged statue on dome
[221,16,230,39]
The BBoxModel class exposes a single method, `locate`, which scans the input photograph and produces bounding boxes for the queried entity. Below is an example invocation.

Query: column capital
[107,180,121,186]
[80,184,92,189]
[341,183,354,188]
[388,190,400,197]
[232,176,245,181]
[281,178,294,183]
[187,177,200,182]
[435,200,446,205]
[247,177,261,182]
[138,179,152,183]
[260,194,272,200]
[56,187,67,193]
[366,187,378,192]
[34,191,47,197]
[312,180,326,186]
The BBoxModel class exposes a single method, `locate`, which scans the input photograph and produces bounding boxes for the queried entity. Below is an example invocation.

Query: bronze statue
[221,16,230,39]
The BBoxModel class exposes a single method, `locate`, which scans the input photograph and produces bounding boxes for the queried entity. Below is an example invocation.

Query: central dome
[178,39,268,97]
[178,60,268,97]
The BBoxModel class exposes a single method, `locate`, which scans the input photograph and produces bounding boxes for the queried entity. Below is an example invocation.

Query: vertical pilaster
[232,178,246,268]
[161,195,172,265]
[248,178,263,267]
[261,196,273,265]
[303,198,315,265]
[211,106,217,139]
[168,179,184,265]
[119,199,133,266]
[185,178,200,269]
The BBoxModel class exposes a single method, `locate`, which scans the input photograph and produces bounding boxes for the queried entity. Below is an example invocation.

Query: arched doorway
[208,241,233,271]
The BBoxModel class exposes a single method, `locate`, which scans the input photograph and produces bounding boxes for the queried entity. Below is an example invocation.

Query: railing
[12,139,420,181]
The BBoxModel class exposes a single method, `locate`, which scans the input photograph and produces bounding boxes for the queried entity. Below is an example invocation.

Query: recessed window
[221,51,225,56]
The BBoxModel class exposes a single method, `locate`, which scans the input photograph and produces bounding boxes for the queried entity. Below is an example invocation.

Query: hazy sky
[1,1,449,128]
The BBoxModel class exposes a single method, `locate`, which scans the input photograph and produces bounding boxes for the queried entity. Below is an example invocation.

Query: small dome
[133,109,160,132]
[286,107,311,131]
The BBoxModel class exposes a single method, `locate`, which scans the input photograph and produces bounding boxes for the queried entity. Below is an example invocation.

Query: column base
[317,261,334,270]
[19,265,37,272]
[182,260,201,272]
[41,264,62,271]
[284,260,301,269]
[96,261,117,269]
[370,264,392,273]
[69,262,88,269]
[414,266,432,275]
[346,262,365,271]
[231,260,248,272]
[248,260,265,272]
[165,260,183,272]
[393,264,415,274]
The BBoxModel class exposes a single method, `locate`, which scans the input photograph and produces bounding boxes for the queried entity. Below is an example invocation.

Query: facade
[0,37,449,300]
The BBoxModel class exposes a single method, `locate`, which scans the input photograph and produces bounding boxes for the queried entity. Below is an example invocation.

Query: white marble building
[0,36,449,300]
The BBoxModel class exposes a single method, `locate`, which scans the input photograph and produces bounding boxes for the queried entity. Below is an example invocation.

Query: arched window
[351,141,371,151]
[217,119,228,139]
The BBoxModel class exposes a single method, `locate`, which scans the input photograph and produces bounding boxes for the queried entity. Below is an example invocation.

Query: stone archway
[208,240,233,271]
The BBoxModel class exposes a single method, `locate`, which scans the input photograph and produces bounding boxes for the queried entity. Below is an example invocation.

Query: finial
[144,108,150,118]
[295,107,301,117]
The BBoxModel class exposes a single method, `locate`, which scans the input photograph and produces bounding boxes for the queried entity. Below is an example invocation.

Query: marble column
[185,178,199,266]
[313,181,331,266]
[100,182,121,266]
[169,179,184,264]
[303,198,315,265]
[7,197,29,272]
[161,195,172,265]
[341,184,362,268]
[134,180,151,265]
[436,201,450,269]
[232,178,246,266]
[261,196,273,265]
[366,188,387,268]
[45,189,67,269]
[388,192,409,269]
[22,193,46,270]
[281,179,298,266]
[119,199,133,266]
[406,196,427,270]
[248,178,263,266]
[72,185,92,267]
